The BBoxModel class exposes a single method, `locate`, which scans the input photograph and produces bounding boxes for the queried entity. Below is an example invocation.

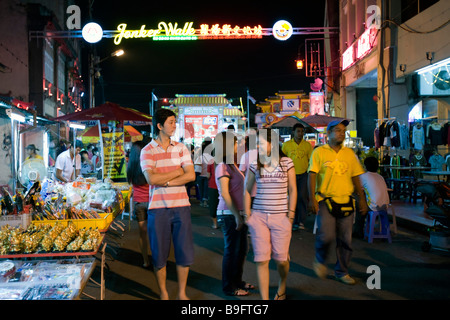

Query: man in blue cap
[308,119,368,285]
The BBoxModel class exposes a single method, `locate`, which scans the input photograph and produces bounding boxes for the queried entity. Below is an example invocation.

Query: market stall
[0,177,126,300]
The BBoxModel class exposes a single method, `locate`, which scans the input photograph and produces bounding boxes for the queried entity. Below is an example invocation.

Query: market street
[82,199,450,301]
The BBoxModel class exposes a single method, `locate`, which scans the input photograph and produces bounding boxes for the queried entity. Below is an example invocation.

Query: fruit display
[0,223,102,255]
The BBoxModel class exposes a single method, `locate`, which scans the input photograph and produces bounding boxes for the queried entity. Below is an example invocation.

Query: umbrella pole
[98,120,104,182]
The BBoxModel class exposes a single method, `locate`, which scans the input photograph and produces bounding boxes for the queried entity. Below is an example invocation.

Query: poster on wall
[102,132,127,181]
[309,92,325,115]
[184,115,218,143]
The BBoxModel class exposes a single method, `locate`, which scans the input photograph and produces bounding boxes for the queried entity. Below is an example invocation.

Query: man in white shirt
[354,156,390,238]
[54,140,83,183]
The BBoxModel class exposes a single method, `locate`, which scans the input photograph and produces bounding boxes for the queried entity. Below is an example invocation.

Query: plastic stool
[364,210,392,243]
[187,184,201,201]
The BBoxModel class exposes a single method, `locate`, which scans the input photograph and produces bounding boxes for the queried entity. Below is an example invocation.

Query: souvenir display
[0,222,102,255]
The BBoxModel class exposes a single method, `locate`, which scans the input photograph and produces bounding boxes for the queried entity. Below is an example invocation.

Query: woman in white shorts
[244,129,297,300]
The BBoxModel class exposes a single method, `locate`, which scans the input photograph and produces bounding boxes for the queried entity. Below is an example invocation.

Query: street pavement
[82,199,450,301]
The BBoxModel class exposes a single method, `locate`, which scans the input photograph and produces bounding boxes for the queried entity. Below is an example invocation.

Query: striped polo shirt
[140,139,193,210]
[249,157,294,214]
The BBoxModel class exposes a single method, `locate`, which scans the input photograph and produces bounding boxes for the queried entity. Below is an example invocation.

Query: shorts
[147,206,194,269]
[247,211,292,262]
[133,202,148,222]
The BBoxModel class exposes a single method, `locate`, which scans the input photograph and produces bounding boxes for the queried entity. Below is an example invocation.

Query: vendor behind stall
[25,144,43,160]
[53,140,83,183]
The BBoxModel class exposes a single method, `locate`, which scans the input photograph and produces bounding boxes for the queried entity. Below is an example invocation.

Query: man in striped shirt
[140,108,196,300]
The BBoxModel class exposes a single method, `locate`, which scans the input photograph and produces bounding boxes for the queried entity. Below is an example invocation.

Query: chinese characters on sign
[199,24,263,38]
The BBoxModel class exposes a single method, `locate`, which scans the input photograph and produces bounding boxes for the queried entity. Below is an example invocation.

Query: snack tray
[0,234,105,259]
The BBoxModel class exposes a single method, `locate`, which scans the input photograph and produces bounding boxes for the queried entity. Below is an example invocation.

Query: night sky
[82,0,327,113]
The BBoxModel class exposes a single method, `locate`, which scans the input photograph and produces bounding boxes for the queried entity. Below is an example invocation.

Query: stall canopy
[267,115,318,133]
[80,125,143,144]
[302,114,351,128]
[52,102,152,125]
[51,102,152,182]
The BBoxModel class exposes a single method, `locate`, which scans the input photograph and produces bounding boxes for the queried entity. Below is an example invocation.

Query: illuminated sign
[309,92,325,115]
[114,22,195,44]
[113,21,292,44]
[82,22,103,43]
[342,45,355,70]
[272,20,293,41]
[342,26,377,70]
[357,27,377,59]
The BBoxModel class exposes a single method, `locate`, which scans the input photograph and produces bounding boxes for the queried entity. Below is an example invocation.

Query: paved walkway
[82,199,450,301]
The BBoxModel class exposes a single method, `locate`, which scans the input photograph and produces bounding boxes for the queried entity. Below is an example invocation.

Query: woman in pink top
[127,138,151,268]
[215,131,254,297]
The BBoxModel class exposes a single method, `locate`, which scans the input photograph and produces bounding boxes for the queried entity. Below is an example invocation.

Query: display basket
[0,214,31,229]
[32,213,112,232]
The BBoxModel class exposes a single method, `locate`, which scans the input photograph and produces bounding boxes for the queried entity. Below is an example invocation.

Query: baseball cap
[25,144,39,151]
[327,119,350,131]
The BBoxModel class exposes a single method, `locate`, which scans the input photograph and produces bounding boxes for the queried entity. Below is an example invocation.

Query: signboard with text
[102,132,127,181]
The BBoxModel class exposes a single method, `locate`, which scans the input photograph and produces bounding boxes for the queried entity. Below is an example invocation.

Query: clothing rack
[375,117,396,122]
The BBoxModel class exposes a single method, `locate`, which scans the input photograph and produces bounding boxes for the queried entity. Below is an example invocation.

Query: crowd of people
[124,108,390,300]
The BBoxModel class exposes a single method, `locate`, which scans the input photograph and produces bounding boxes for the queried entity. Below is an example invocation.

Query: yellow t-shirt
[282,139,313,175]
[308,144,364,202]
[26,154,43,160]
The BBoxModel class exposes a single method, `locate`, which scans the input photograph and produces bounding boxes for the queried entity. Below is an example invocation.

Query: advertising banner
[102,132,127,181]
[309,92,325,115]
[184,115,218,142]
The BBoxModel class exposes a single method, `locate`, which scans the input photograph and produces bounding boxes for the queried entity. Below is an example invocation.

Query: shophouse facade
[0,0,84,191]
[339,0,449,157]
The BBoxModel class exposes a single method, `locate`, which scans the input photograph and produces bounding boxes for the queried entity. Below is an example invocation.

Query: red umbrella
[52,102,152,125]
[301,114,350,128]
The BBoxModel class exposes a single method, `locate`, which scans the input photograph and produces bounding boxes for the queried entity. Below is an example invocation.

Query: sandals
[227,288,250,296]
[241,282,255,290]
[274,292,286,300]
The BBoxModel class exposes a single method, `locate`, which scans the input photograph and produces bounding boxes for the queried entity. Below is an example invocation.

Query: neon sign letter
[342,45,355,70]
[114,22,195,44]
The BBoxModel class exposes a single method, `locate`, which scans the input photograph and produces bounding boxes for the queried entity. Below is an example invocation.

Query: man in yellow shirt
[282,123,313,231]
[308,119,368,285]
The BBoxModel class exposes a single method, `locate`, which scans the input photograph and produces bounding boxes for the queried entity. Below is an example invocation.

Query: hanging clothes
[374,126,381,149]
[412,153,427,179]
[379,121,387,146]
[383,121,392,147]
[390,154,401,179]
[400,123,410,150]
[427,122,444,145]
[429,153,445,171]
[412,123,425,150]
[390,121,401,148]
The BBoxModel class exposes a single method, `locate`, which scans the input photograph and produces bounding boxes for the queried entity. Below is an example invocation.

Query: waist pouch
[324,197,355,218]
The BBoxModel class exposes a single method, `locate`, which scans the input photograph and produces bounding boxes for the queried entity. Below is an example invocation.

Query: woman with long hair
[215,131,253,296]
[244,129,297,300]
[127,137,152,268]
